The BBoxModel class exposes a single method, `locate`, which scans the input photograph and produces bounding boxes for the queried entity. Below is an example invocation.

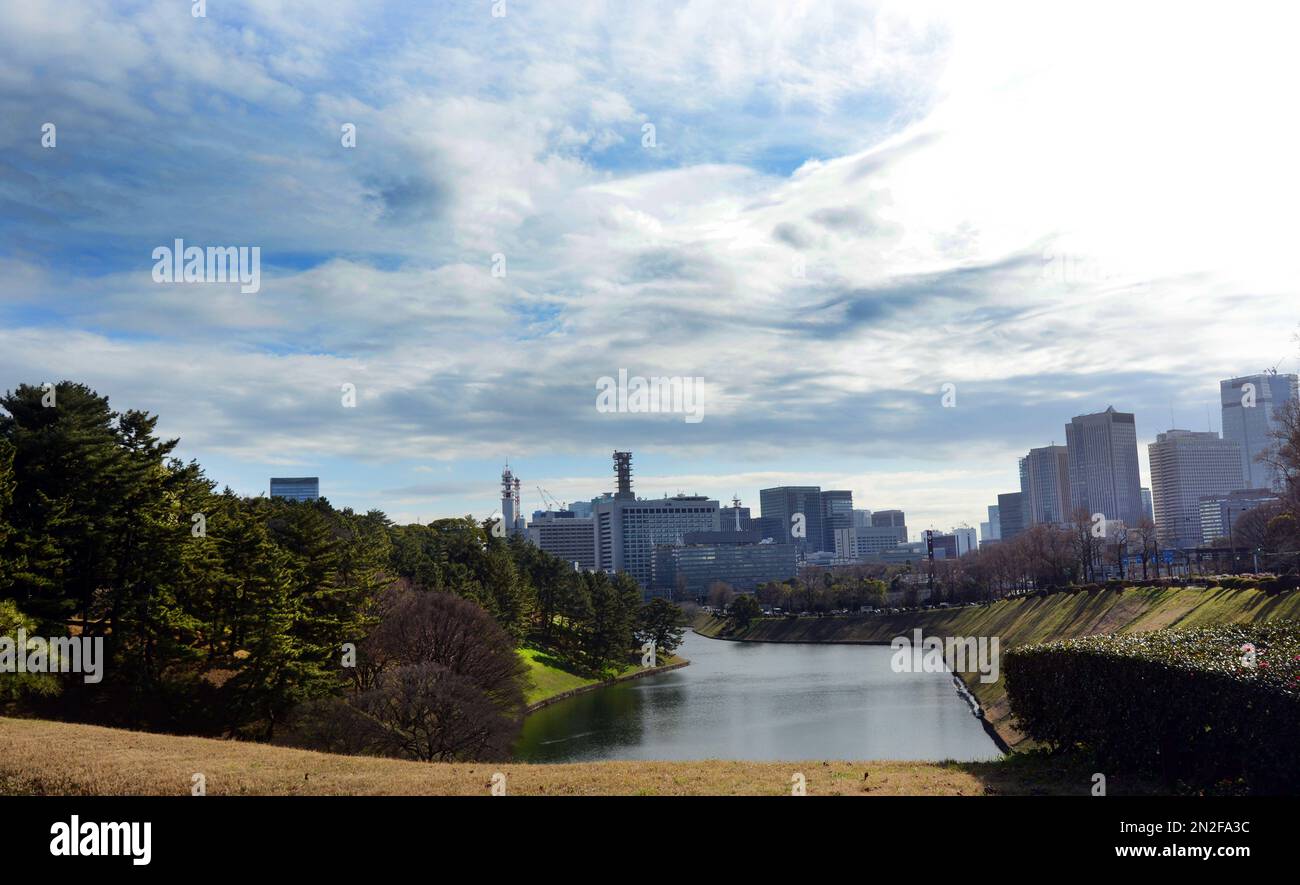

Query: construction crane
[536,486,565,512]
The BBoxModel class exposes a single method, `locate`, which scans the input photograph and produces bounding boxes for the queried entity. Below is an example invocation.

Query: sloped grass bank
[521,646,686,709]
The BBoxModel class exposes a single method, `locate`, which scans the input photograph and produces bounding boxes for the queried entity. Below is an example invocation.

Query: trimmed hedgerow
[1004,622,1300,793]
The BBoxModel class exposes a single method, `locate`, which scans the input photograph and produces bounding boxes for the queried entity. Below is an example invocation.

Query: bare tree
[283,588,528,762]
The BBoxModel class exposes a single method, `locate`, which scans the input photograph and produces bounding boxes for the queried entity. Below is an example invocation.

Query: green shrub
[1004,622,1300,793]
[0,600,62,704]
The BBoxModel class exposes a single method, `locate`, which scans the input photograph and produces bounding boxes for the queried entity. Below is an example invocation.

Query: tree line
[0,382,685,761]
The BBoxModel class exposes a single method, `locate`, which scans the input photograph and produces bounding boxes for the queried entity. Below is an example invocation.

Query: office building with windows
[1198,488,1280,546]
[1220,372,1300,491]
[759,486,825,552]
[1065,406,1144,527]
[821,490,854,552]
[652,535,797,598]
[269,477,319,502]
[1148,429,1245,549]
[1021,445,1072,525]
[528,510,596,570]
[997,492,1027,542]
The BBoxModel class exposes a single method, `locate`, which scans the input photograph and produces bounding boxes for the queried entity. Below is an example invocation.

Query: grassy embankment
[520,646,686,708]
[695,584,1300,748]
[0,715,1143,796]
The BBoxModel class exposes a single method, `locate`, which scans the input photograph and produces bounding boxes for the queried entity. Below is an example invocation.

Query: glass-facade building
[820,490,854,552]
[653,540,797,597]
[1220,373,1299,491]
[759,486,825,552]
[269,476,319,502]
[997,492,1027,542]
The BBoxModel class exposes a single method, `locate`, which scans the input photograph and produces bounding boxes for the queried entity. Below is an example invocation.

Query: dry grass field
[0,715,1137,796]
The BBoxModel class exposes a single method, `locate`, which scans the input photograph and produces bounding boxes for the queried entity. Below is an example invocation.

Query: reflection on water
[515,630,1002,762]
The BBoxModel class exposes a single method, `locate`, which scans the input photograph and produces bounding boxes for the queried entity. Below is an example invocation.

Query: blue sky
[2,0,1298,537]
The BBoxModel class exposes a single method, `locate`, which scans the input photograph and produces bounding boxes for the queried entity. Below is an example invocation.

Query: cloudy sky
[2,0,1298,536]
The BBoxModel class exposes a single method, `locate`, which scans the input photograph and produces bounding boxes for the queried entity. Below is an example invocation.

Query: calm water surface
[515,631,1002,762]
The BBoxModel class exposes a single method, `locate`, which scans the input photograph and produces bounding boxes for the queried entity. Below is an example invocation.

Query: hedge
[1004,622,1300,793]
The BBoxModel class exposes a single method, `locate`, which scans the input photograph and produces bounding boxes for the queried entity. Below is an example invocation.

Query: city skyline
[4,3,1298,535]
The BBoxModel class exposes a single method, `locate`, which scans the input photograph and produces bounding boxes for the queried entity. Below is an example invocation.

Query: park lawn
[520,645,685,706]
[520,646,601,705]
[0,715,1155,796]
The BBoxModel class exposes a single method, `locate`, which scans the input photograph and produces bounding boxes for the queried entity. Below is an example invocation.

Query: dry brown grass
[0,715,1120,796]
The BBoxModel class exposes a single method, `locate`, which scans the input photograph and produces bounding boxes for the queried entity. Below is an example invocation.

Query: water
[515,631,1002,762]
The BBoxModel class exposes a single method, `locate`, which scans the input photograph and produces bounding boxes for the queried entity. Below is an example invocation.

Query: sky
[2,0,1298,538]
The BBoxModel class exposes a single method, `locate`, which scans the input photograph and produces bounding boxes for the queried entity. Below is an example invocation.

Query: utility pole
[925,530,935,600]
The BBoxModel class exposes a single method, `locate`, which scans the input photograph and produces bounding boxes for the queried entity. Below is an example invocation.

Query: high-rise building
[852,509,873,528]
[1198,488,1280,546]
[1148,429,1245,549]
[821,490,854,552]
[592,453,720,594]
[528,510,596,570]
[1065,406,1144,527]
[983,504,1001,541]
[997,492,1027,542]
[870,509,907,541]
[1220,372,1299,491]
[1141,488,1154,523]
[270,477,319,502]
[952,526,978,556]
[652,537,797,598]
[760,486,825,552]
[1021,445,1072,525]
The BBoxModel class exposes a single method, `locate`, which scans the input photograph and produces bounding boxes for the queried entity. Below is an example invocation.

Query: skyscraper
[821,490,854,552]
[270,477,319,502]
[1021,444,1072,526]
[1220,372,1299,491]
[1065,406,1144,527]
[997,492,1026,542]
[1147,429,1245,549]
[760,486,825,552]
[985,504,1001,541]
